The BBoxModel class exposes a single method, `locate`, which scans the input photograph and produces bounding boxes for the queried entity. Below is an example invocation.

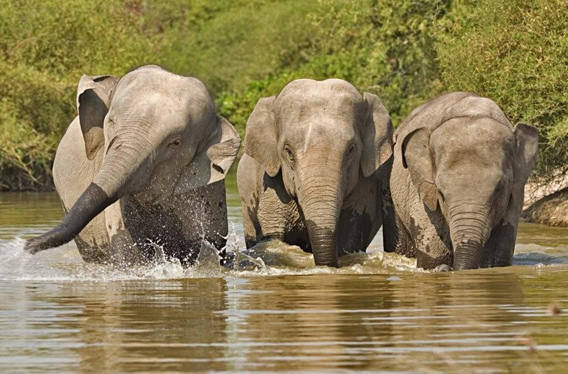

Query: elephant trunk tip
[24,182,118,255]
[314,255,340,268]
[307,224,340,268]
[24,236,54,255]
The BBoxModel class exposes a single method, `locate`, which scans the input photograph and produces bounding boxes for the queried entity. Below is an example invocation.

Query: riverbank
[523,174,568,227]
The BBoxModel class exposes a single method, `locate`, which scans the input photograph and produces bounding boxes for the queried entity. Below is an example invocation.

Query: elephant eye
[438,190,446,202]
[284,145,295,163]
[168,138,182,147]
[495,182,505,196]
[346,144,356,160]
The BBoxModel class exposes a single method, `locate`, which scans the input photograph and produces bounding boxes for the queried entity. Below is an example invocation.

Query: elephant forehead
[283,121,356,154]
[110,97,207,130]
[114,68,213,115]
[109,87,215,135]
[436,165,511,200]
[283,118,355,139]
[276,99,363,135]
[280,78,361,98]
[276,82,364,120]
[432,117,514,153]
[432,120,515,180]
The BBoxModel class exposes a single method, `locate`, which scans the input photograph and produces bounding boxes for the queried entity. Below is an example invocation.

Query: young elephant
[25,65,241,265]
[237,79,394,267]
[387,92,538,270]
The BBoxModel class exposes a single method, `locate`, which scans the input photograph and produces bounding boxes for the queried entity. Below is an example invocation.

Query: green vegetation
[0,0,154,190]
[1,0,565,190]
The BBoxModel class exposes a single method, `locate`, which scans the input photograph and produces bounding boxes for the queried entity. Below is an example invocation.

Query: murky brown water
[1,177,567,373]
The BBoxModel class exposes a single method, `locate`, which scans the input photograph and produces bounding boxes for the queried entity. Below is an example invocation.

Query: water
[1,180,567,373]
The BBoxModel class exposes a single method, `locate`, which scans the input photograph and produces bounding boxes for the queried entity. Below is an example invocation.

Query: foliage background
[0,0,565,190]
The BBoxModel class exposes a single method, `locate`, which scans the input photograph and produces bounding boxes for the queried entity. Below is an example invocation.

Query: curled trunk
[25,183,118,254]
[25,134,153,254]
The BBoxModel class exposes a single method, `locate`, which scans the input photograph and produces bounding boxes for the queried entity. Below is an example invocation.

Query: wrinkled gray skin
[386,92,539,270]
[25,65,241,265]
[237,79,394,267]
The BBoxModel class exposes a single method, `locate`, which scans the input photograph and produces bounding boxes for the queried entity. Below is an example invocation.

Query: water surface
[1,182,567,373]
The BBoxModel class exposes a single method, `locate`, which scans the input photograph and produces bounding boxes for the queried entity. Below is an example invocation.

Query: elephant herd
[24,65,539,271]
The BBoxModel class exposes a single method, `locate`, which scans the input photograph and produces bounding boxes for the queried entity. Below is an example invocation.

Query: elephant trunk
[25,133,154,254]
[449,208,491,270]
[298,168,343,268]
[25,183,118,254]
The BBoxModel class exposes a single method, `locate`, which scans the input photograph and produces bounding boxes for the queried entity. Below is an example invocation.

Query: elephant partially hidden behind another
[237,79,394,267]
[386,92,538,270]
[25,65,241,265]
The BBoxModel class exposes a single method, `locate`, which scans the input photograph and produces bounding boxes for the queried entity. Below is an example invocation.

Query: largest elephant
[386,92,538,270]
[237,79,394,267]
[25,65,241,265]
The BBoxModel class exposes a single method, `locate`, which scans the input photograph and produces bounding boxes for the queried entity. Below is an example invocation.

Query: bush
[0,0,564,189]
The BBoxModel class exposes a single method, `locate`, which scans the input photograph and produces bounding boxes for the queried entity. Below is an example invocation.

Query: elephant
[25,65,241,265]
[385,92,538,270]
[237,79,394,267]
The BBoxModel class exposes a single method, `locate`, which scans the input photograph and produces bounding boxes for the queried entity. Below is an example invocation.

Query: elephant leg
[257,183,293,243]
[337,173,382,256]
[392,211,416,258]
[378,157,399,253]
[415,228,453,269]
[237,155,263,249]
[412,208,452,269]
[242,204,259,249]
[482,221,516,267]
[381,191,399,253]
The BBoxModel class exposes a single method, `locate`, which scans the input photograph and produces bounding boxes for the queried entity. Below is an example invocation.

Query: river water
[0,177,567,373]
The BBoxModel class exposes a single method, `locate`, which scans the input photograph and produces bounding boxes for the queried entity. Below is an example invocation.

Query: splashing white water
[0,233,420,282]
[1,224,566,282]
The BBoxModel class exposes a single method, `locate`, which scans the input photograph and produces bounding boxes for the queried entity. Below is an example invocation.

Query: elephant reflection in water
[221,276,397,371]
[25,65,240,266]
[39,279,229,372]
[381,272,527,372]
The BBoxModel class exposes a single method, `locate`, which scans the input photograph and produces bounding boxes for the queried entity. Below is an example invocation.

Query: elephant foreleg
[412,207,453,269]
[392,211,416,258]
[482,221,516,267]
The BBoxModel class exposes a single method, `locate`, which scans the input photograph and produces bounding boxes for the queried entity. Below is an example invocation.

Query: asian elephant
[25,65,241,265]
[237,79,394,267]
[386,92,538,270]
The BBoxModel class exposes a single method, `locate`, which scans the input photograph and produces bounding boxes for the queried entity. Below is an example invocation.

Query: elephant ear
[77,74,119,160]
[175,116,241,193]
[401,127,438,211]
[360,93,394,177]
[505,123,539,221]
[244,96,280,177]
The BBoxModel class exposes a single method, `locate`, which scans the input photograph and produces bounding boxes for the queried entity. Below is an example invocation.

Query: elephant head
[400,98,538,270]
[244,79,393,267]
[25,65,240,254]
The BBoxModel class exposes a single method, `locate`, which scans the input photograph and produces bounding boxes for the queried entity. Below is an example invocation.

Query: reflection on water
[0,177,567,373]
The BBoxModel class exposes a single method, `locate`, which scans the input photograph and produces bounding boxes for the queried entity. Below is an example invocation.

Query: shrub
[0,0,155,190]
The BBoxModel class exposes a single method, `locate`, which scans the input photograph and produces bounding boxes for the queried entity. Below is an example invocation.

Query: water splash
[1,224,566,282]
